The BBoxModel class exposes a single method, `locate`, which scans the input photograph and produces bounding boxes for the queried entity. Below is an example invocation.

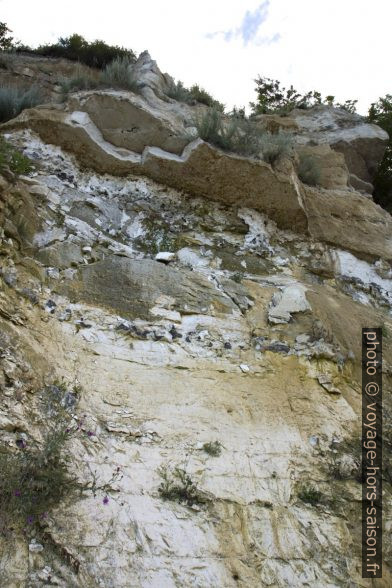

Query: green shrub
[188,84,225,111]
[297,485,323,505]
[166,80,192,102]
[100,56,138,92]
[368,95,392,211]
[166,79,224,111]
[202,441,222,457]
[196,108,292,163]
[34,33,135,70]
[232,272,244,284]
[0,22,13,51]
[0,85,43,123]
[158,466,206,506]
[0,137,34,175]
[250,75,357,116]
[297,153,322,186]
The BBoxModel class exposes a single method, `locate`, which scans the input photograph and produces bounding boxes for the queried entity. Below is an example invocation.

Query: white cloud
[1,0,391,114]
[207,1,278,46]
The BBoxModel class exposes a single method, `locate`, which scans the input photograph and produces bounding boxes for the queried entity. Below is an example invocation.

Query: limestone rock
[60,257,237,319]
[268,285,311,324]
[296,143,349,190]
[290,104,388,190]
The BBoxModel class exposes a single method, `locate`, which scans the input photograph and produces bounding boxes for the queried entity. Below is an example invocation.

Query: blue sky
[1,0,391,114]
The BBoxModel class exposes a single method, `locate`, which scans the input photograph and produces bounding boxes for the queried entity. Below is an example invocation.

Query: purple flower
[13,489,21,497]
[26,515,34,524]
[103,496,109,505]
[16,439,26,449]
[87,431,94,437]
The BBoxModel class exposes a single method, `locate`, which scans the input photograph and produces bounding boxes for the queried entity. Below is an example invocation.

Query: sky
[1,0,391,114]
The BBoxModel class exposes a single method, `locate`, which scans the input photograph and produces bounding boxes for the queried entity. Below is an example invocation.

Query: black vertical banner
[362,328,382,578]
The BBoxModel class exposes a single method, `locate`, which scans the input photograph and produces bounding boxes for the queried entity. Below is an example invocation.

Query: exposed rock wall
[0,53,391,587]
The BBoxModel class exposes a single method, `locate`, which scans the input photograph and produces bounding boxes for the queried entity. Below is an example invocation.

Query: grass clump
[59,56,139,98]
[202,441,222,457]
[0,85,43,123]
[158,466,206,506]
[195,108,293,163]
[297,485,323,505]
[0,137,34,176]
[297,153,322,186]
[58,72,102,97]
[100,56,138,92]
[0,382,79,535]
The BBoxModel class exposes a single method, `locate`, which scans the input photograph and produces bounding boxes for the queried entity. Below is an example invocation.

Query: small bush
[166,80,191,103]
[158,466,206,506]
[258,131,293,165]
[297,485,323,505]
[100,56,138,92]
[0,85,43,123]
[196,108,292,163]
[0,137,34,176]
[166,79,224,111]
[202,441,222,457]
[297,153,322,186]
[188,84,225,111]
[232,272,244,284]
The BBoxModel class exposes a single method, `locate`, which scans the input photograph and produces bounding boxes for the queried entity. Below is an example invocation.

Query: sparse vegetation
[0,382,79,535]
[158,466,206,506]
[297,153,322,186]
[0,85,43,123]
[0,137,34,176]
[202,441,222,457]
[133,218,179,255]
[297,485,323,505]
[195,108,293,163]
[166,79,225,111]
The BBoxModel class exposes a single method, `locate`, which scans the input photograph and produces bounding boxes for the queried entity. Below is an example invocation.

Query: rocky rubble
[0,53,391,587]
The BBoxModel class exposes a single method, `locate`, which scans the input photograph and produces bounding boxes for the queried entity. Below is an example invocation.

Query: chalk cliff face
[0,53,391,587]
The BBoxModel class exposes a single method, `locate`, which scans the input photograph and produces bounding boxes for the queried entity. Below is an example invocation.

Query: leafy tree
[0,22,13,51]
[368,95,392,210]
[250,75,357,115]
